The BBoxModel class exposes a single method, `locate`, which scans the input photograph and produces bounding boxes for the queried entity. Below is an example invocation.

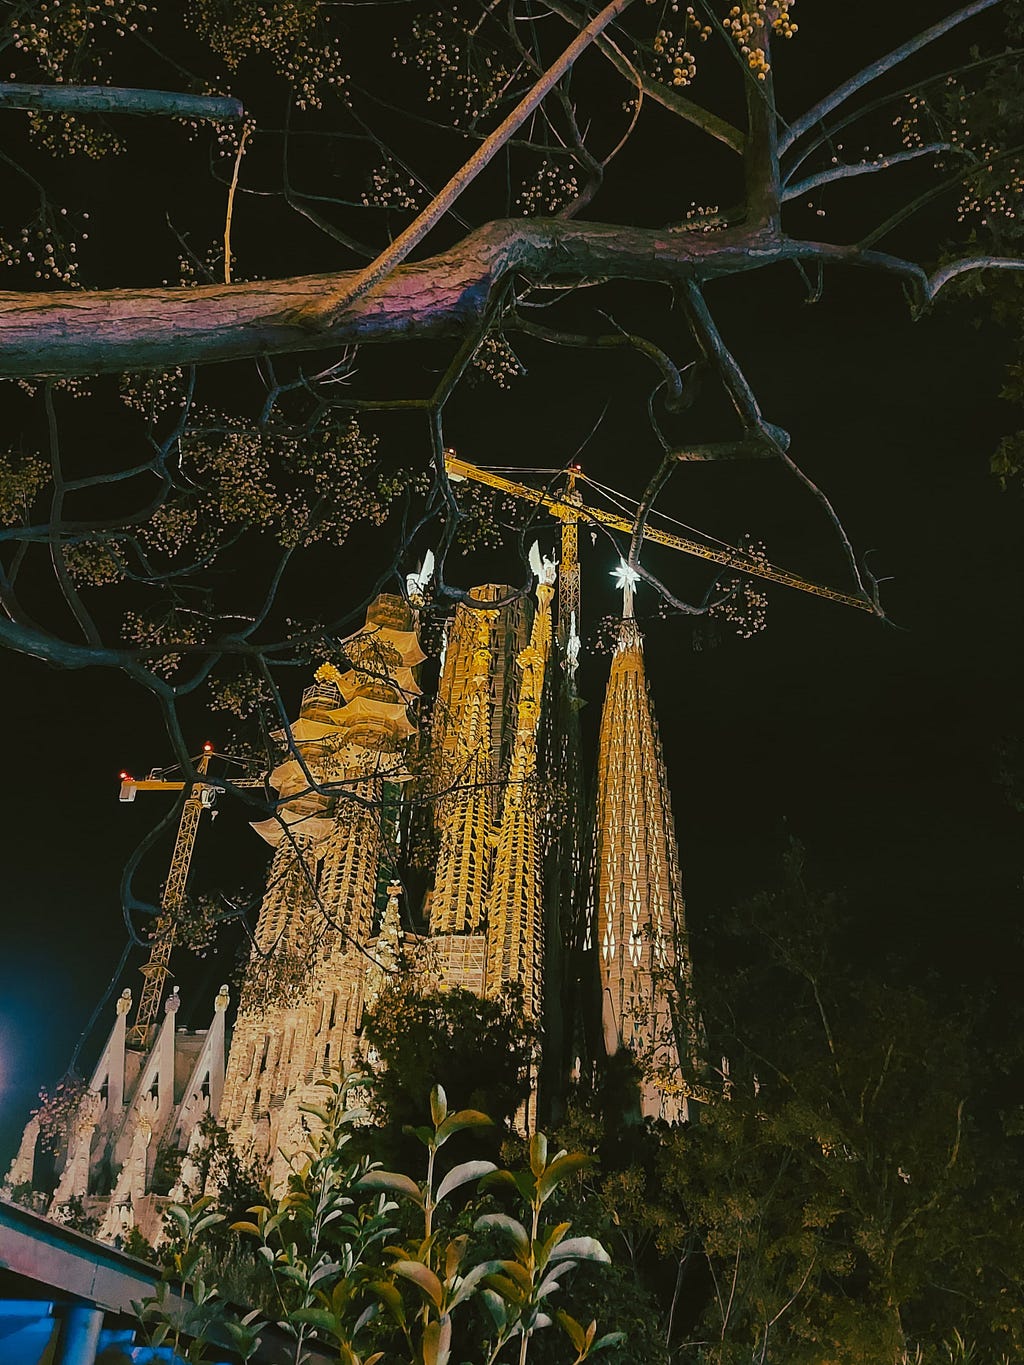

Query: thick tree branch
[0,612,130,669]
[740,15,780,228]
[780,0,1003,156]
[0,83,244,121]
[1,219,1016,375]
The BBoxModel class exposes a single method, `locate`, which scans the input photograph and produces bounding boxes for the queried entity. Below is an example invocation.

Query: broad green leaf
[529,1132,548,1176]
[444,1235,469,1282]
[339,1105,372,1127]
[547,1236,610,1264]
[480,1272,526,1305]
[291,1307,340,1337]
[538,1152,591,1202]
[166,1204,190,1232]
[556,1310,586,1352]
[497,1259,532,1292]
[421,1314,452,1365]
[538,1263,577,1297]
[309,1259,343,1288]
[391,1259,444,1309]
[353,1303,377,1335]
[298,1103,332,1124]
[190,1212,225,1237]
[436,1159,497,1204]
[475,1212,530,1258]
[536,1221,571,1269]
[435,1109,494,1145]
[479,1287,510,1328]
[356,1171,424,1204]
[448,1260,508,1310]
[367,1279,406,1328]
[430,1084,448,1126]
[229,1220,262,1238]
[591,1332,627,1354]
[482,1168,536,1203]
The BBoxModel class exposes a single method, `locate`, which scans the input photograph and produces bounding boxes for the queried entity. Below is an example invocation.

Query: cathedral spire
[484,557,556,1020]
[428,606,498,935]
[594,575,699,1121]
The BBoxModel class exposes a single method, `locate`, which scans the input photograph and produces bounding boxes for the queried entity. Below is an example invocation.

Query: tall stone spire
[424,585,529,993]
[428,605,499,936]
[485,563,556,1020]
[594,573,699,1121]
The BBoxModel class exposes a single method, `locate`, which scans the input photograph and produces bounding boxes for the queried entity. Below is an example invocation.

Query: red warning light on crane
[203,742,213,753]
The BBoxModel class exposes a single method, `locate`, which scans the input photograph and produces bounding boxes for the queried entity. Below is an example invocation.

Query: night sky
[1,3,1021,1161]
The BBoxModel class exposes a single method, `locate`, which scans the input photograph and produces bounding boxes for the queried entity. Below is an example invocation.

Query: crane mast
[444,452,874,615]
[119,747,263,1046]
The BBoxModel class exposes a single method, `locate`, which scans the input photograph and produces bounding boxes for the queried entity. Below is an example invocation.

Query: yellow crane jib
[443,452,874,614]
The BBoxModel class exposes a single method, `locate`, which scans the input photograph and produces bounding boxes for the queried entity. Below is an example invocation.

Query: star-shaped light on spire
[612,557,640,622]
[611,559,640,593]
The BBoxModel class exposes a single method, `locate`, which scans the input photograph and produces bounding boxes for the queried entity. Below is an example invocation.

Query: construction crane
[444,451,875,616]
[118,745,263,1046]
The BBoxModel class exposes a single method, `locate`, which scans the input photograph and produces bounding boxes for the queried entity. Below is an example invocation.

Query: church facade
[5,563,700,1244]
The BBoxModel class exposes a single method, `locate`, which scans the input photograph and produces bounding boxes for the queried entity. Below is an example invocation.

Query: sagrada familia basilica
[4,468,702,1245]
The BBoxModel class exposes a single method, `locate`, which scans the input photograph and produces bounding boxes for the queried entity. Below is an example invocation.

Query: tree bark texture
[0,84,244,121]
[0,220,833,376]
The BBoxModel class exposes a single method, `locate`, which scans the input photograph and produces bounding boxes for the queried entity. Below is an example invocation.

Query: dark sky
[1,3,1021,1160]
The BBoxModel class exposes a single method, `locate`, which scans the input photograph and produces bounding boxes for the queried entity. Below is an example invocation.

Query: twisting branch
[779,0,1003,155]
[925,255,1024,298]
[510,312,688,406]
[679,280,790,450]
[680,280,878,609]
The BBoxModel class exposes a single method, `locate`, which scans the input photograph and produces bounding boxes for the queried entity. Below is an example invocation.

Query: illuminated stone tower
[484,568,555,1020]
[594,569,699,1121]
[426,584,529,991]
[218,594,423,1175]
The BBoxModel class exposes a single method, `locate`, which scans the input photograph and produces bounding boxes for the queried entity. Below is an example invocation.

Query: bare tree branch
[779,0,1003,155]
[543,0,745,153]
[783,143,956,201]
